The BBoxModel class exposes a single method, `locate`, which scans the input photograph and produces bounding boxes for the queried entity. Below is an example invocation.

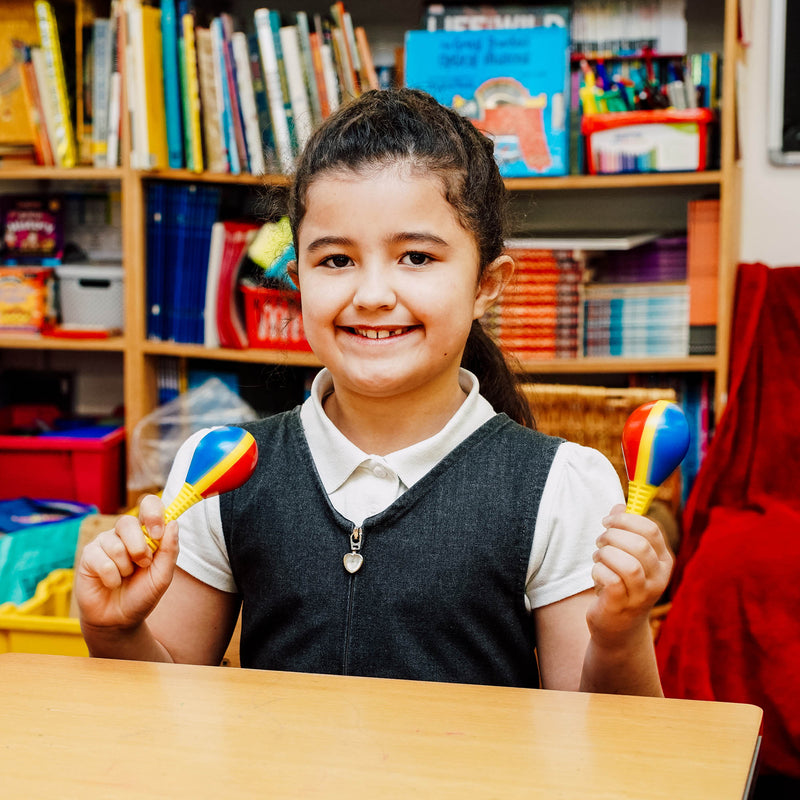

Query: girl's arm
[535,504,671,696]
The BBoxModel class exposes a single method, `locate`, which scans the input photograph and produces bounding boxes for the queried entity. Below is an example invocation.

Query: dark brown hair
[288,88,533,427]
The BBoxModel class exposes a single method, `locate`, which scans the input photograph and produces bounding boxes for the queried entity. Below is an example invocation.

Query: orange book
[17,46,55,165]
[687,199,720,325]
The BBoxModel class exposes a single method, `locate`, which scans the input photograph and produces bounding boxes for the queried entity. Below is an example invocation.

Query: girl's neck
[322,380,468,456]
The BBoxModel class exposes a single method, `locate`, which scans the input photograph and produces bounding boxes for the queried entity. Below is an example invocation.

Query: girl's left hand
[587,503,673,647]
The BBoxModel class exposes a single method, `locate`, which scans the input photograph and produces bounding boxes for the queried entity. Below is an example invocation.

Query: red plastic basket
[241,285,312,351]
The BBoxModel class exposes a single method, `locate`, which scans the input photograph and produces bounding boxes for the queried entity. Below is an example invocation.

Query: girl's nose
[352,263,397,309]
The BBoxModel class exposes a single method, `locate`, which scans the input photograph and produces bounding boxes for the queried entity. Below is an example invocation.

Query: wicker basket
[521,383,681,513]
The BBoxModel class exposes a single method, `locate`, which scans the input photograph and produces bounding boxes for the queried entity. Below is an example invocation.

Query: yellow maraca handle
[625,481,659,516]
[142,482,205,552]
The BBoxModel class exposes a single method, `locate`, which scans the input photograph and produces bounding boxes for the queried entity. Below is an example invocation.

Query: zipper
[342,525,362,674]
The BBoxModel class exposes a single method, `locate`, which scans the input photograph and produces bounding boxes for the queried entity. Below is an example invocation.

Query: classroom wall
[737,2,799,267]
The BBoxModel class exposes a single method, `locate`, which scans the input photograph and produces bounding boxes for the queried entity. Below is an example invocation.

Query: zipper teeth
[342,525,361,674]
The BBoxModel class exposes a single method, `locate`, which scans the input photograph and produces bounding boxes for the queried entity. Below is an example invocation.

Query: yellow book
[0,1,39,147]
[34,0,76,167]
[139,3,168,169]
[182,13,204,173]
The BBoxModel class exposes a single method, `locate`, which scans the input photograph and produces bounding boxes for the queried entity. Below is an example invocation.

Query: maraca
[142,426,258,552]
[621,400,690,515]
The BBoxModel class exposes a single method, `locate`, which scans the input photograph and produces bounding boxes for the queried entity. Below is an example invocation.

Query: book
[354,26,379,91]
[0,1,40,149]
[30,46,60,167]
[308,31,330,119]
[247,32,278,172]
[106,2,123,168]
[686,198,719,327]
[34,0,77,168]
[160,0,185,168]
[232,30,265,175]
[254,8,294,173]
[194,26,227,173]
[181,12,204,173]
[279,25,313,152]
[210,16,239,174]
[295,11,322,126]
[14,42,55,166]
[204,220,260,348]
[404,26,570,177]
[219,14,250,173]
[91,18,113,167]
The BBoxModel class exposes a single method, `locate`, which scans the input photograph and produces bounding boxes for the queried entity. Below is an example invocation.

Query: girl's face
[294,165,507,406]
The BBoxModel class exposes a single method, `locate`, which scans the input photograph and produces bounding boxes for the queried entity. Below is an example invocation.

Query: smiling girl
[76,89,671,695]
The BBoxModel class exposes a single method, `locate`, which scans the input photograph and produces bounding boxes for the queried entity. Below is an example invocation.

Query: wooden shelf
[142,340,322,367]
[516,355,719,375]
[0,166,123,181]
[0,334,126,351]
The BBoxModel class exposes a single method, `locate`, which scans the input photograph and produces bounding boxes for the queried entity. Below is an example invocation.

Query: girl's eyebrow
[305,235,354,253]
[387,231,450,247]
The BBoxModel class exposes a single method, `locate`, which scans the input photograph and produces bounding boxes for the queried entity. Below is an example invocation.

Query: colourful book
[0,1,40,149]
[254,8,294,173]
[34,0,77,167]
[232,30,266,175]
[160,0,184,168]
[15,43,54,166]
[295,11,322,126]
[220,14,250,172]
[194,26,227,173]
[404,26,570,177]
[421,5,570,32]
[182,12,204,173]
[247,31,278,172]
[279,25,313,151]
[210,16,238,173]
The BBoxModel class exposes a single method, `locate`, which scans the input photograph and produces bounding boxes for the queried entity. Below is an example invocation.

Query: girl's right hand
[74,494,180,631]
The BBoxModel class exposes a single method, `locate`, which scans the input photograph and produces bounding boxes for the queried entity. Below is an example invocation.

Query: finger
[591,560,628,606]
[597,528,660,575]
[138,493,167,550]
[115,513,155,568]
[153,520,180,568]
[594,544,647,599]
[601,512,671,562]
[79,535,128,590]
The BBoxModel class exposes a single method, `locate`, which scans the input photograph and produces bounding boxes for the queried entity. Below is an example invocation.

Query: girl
[76,89,671,694]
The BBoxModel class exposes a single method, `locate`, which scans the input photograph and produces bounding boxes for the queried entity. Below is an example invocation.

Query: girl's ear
[287,260,300,290]
[473,254,514,319]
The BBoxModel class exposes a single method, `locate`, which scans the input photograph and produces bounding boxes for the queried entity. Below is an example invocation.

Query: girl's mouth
[348,327,411,339]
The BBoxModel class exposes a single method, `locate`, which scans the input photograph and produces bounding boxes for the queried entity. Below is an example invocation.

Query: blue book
[210,17,240,174]
[145,182,167,340]
[161,0,185,168]
[404,26,570,177]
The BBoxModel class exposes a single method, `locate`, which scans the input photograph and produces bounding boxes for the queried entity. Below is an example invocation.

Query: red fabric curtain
[657,263,800,778]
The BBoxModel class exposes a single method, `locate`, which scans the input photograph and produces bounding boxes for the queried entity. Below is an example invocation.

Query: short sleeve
[524,441,624,610]
[167,428,238,593]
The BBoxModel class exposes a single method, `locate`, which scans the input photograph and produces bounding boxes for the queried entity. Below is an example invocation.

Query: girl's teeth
[356,328,403,339]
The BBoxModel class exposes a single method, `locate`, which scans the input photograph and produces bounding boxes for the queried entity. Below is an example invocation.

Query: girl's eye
[401,251,432,266]
[321,254,353,268]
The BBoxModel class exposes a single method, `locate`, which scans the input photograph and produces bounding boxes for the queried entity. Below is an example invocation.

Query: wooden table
[0,653,761,799]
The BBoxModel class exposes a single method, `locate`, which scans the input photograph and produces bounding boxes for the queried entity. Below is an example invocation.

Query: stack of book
[485,245,584,360]
[589,235,687,283]
[125,1,379,174]
[583,281,689,357]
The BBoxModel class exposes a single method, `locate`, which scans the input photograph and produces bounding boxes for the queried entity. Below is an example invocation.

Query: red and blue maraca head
[185,426,258,498]
[622,400,690,488]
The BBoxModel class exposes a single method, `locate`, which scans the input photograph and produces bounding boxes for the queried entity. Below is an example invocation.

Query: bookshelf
[0,0,741,506]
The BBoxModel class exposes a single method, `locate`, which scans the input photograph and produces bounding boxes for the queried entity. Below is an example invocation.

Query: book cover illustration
[421,4,569,32]
[404,26,570,177]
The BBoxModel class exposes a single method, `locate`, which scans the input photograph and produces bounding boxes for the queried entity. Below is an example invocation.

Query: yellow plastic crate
[0,568,87,656]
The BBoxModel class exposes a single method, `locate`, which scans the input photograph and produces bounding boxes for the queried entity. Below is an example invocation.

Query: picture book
[0,1,40,148]
[404,26,570,177]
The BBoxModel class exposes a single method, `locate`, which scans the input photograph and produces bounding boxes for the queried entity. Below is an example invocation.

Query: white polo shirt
[171,369,623,611]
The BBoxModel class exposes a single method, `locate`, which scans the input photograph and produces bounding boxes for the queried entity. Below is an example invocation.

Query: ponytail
[461,320,534,428]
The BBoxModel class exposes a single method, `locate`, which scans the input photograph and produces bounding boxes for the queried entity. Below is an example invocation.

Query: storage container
[581,108,715,175]
[0,425,125,512]
[0,569,87,656]
[55,262,124,330]
[241,285,312,351]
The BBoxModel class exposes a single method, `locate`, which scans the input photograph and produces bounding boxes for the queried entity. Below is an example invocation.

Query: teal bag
[0,499,95,605]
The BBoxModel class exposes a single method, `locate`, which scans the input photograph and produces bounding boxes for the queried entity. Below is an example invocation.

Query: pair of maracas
[148,399,690,550]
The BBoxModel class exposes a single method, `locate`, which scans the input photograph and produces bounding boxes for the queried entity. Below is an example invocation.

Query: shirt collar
[299,368,496,494]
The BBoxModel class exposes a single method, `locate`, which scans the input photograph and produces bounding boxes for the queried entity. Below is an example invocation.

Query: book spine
[308,31,330,119]
[194,26,227,173]
[354,26,379,91]
[30,46,60,166]
[319,39,341,113]
[91,19,112,167]
[182,12,204,173]
[253,8,294,173]
[210,16,237,173]
[295,11,322,126]
[140,4,169,169]
[247,32,277,171]
[160,0,184,168]
[34,0,77,167]
[232,30,266,175]
[220,14,250,172]
[17,44,55,166]
[279,25,313,152]
[106,1,123,167]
